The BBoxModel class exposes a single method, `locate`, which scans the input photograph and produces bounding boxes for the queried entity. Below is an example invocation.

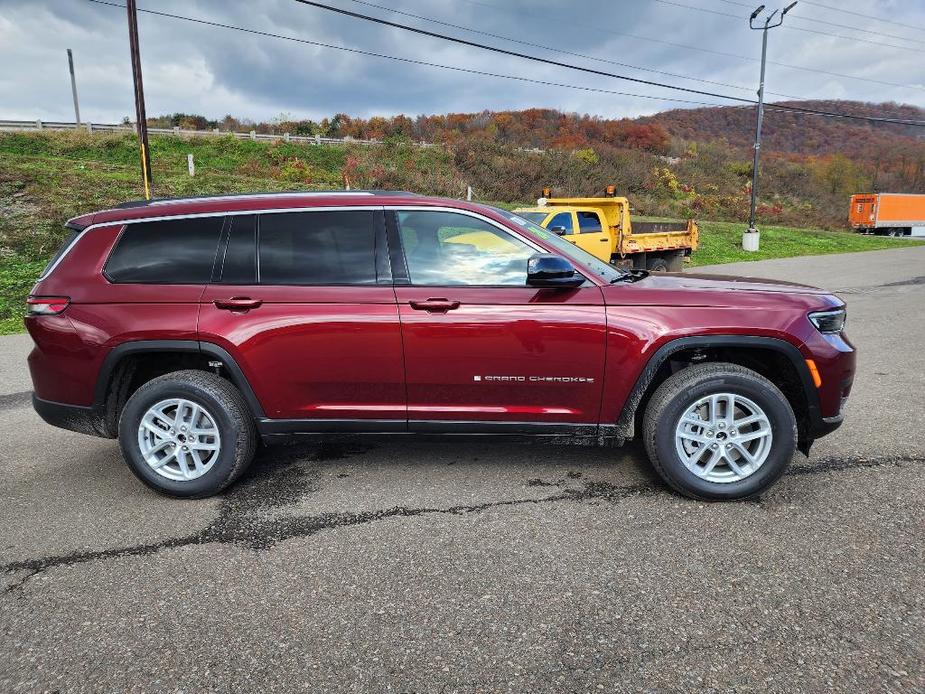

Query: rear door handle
[409,298,461,313]
[214,297,263,311]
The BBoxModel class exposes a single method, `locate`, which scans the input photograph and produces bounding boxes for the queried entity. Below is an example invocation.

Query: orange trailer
[849,193,925,237]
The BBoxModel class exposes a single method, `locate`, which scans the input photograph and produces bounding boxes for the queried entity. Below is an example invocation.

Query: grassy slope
[0,131,919,334]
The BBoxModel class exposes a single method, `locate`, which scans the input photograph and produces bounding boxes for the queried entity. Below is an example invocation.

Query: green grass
[688,218,920,266]
[0,131,921,335]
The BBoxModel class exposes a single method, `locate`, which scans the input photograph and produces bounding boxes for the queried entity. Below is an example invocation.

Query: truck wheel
[647,256,670,272]
[118,370,257,498]
[642,362,796,501]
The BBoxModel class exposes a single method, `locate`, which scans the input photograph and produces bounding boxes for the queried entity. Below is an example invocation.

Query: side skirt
[256,419,626,447]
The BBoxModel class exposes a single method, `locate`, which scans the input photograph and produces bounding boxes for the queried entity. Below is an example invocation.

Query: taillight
[27,296,70,315]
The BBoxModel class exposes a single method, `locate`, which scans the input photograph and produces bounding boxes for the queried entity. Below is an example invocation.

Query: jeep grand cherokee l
[26,191,855,500]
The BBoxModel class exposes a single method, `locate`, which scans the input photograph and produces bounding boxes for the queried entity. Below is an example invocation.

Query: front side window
[106,217,224,284]
[547,212,573,234]
[397,211,535,286]
[258,211,377,285]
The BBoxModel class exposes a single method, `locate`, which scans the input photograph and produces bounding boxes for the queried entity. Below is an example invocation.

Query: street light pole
[744,2,797,252]
[126,0,153,199]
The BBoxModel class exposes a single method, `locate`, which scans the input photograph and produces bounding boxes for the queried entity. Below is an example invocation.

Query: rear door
[198,208,405,426]
[390,208,607,430]
[569,210,612,261]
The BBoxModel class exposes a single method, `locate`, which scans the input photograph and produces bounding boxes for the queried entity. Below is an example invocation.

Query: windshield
[491,208,625,282]
[517,211,548,224]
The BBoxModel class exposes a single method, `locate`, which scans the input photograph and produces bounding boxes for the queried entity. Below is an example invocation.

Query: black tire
[642,362,796,501]
[118,370,257,498]
[646,256,670,272]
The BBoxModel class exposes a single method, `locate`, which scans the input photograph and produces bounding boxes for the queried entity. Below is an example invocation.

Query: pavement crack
[2,452,921,591]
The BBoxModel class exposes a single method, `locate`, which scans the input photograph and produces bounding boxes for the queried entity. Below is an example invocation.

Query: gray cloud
[1,0,923,124]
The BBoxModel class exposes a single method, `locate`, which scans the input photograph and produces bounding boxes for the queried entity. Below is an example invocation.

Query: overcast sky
[1,0,924,124]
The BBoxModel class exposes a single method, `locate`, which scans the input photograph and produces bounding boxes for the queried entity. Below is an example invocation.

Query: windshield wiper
[610,269,649,283]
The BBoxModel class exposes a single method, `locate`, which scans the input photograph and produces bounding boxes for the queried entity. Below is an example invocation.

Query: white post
[250,130,256,141]
[283,132,290,142]
[36,119,42,130]
[173,125,180,137]
[315,134,321,145]
[187,153,195,177]
[467,186,473,201]
[86,122,92,133]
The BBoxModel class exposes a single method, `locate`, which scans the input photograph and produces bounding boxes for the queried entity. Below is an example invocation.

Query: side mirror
[549,225,568,236]
[527,254,584,288]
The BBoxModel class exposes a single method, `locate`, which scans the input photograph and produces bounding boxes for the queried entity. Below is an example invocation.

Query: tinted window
[219,215,256,284]
[548,212,573,233]
[398,211,534,286]
[259,211,376,285]
[106,217,224,284]
[577,211,603,233]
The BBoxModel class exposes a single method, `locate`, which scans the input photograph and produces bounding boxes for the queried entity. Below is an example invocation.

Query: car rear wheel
[642,362,797,500]
[119,370,257,498]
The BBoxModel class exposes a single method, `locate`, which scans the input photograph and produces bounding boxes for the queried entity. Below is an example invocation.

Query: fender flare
[93,339,265,420]
[613,335,821,439]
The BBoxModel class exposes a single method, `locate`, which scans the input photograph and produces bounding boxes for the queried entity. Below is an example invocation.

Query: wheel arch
[614,336,821,451]
[93,340,265,437]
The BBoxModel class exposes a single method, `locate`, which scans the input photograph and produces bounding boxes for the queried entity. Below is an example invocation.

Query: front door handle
[214,297,263,311]
[409,298,461,313]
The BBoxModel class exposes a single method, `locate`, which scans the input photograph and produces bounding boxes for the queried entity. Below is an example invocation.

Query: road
[2,247,923,693]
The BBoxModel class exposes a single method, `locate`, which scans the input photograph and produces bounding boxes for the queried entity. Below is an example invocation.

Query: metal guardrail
[0,118,433,147]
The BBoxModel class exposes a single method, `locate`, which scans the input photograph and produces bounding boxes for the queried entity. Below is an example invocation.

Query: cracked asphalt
[2,247,924,693]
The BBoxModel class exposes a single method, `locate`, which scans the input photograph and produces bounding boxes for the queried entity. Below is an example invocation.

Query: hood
[637,271,830,296]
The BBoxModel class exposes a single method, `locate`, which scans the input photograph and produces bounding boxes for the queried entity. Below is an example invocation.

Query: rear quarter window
[105,217,225,284]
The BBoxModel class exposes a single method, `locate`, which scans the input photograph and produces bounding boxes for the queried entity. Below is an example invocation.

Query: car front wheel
[118,370,257,498]
[642,362,797,500]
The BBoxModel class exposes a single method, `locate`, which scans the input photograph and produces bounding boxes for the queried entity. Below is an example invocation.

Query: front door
[198,209,405,426]
[390,209,607,429]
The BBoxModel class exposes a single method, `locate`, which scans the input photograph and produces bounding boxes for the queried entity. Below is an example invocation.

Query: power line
[799,0,925,33]
[84,0,925,127]
[446,0,924,92]
[650,0,924,53]
[343,0,807,100]
[84,0,728,110]
[715,0,923,45]
[292,0,925,125]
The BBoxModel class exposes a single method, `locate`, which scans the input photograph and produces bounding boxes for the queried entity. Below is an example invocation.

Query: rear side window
[258,211,377,285]
[106,217,224,284]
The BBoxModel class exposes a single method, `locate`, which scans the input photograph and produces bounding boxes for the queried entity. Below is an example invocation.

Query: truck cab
[515,189,698,272]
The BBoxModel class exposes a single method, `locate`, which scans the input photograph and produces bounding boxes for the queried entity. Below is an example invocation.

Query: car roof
[67,190,497,229]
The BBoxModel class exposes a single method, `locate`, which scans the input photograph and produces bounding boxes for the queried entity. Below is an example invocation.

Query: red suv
[26,192,855,500]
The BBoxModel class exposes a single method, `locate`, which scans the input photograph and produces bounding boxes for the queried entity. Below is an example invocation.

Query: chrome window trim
[43,203,593,284]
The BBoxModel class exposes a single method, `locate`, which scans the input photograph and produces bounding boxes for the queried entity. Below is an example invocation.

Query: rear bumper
[32,394,110,438]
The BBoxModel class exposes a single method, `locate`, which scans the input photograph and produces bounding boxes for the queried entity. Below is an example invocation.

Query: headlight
[808,307,846,334]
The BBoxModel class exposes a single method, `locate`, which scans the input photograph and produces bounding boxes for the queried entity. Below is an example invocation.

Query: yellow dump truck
[514,188,698,271]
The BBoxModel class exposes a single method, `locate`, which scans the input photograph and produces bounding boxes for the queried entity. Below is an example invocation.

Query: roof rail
[115,190,420,209]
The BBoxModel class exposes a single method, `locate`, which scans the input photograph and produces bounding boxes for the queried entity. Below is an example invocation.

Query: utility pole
[744,2,797,252]
[66,49,81,126]
[126,0,153,199]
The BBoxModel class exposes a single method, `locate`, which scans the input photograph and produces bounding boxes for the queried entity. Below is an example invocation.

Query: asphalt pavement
[1,246,923,693]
